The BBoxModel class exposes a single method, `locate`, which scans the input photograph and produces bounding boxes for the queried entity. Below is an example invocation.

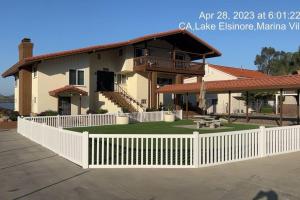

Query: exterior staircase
[101,91,138,113]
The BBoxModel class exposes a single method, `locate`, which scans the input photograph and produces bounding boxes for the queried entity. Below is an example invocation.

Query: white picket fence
[17,115,300,169]
[18,117,84,166]
[88,133,195,168]
[24,110,183,128]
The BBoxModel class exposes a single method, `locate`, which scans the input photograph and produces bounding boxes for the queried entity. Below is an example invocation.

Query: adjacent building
[184,64,267,114]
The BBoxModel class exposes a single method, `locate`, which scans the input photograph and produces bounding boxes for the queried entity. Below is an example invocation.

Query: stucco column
[151,72,157,109]
[175,74,183,110]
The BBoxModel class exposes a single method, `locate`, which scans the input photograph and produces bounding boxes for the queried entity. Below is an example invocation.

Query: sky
[0,0,299,95]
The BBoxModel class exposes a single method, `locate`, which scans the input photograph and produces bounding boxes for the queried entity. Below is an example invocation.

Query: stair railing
[114,83,145,112]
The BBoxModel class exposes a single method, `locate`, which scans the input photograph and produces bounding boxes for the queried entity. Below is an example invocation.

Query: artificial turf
[67,120,260,134]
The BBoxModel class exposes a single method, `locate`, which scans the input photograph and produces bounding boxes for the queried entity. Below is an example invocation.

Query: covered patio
[157,74,300,126]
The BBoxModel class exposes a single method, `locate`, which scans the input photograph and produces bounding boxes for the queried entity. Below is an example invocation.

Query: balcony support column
[151,72,157,109]
[148,72,152,109]
[175,74,183,110]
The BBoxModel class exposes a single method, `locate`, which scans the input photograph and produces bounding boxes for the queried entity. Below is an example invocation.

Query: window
[141,99,147,104]
[134,48,149,57]
[114,73,127,84]
[118,49,123,56]
[175,54,185,60]
[78,71,84,85]
[32,67,37,78]
[175,54,185,68]
[69,69,84,85]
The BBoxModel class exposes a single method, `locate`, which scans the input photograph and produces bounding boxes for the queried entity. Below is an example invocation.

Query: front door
[97,71,114,91]
[58,97,71,115]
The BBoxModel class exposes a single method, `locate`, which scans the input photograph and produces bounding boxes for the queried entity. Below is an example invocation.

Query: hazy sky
[0,0,299,95]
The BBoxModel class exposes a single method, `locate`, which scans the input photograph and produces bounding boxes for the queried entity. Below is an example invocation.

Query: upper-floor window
[69,69,84,85]
[32,66,37,78]
[114,73,127,85]
[134,48,149,57]
[175,54,185,60]
[135,48,144,57]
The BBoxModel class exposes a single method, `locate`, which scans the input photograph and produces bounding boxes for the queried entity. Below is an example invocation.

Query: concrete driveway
[1,129,300,200]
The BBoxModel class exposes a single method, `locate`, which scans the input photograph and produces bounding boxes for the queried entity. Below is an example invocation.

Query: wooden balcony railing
[133,56,204,75]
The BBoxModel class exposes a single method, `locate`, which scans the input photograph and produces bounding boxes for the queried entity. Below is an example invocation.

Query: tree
[255,46,300,76]
[255,47,280,75]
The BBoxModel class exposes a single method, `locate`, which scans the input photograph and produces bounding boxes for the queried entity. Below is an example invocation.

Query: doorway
[58,97,71,115]
[97,71,114,91]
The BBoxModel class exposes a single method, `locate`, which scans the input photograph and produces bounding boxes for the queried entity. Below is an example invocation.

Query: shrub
[38,110,58,116]
[146,107,159,112]
[97,109,108,114]
[87,109,108,114]
[9,111,20,121]
[260,105,273,114]
[122,107,130,113]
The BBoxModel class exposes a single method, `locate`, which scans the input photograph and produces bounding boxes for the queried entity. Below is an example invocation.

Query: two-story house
[2,29,221,116]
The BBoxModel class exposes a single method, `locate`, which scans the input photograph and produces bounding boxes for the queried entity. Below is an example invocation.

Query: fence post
[259,126,266,157]
[57,115,60,128]
[140,112,144,122]
[30,120,34,139]
[42,123,46,147]
[17,116,20,134]
[193,131,199,168]
[161,110,164,121]
[82,131,89,169]
[58,127,63,156]
[180,110,183,120]
[89,113,92,126]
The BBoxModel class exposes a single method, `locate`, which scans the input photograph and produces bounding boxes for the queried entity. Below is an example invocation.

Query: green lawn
[68,120,260,134]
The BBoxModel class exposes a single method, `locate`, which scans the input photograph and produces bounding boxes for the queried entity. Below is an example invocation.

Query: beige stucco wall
[184,64,246,114]
[36,54,90,115]
[97,92,122,113]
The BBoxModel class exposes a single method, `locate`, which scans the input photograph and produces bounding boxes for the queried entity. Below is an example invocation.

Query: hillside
[0,94,14,103]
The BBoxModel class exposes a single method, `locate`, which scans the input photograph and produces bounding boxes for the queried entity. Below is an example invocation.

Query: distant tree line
[255,47,300,75]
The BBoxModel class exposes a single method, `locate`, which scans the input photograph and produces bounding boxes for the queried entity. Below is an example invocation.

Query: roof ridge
[209,63,258,71]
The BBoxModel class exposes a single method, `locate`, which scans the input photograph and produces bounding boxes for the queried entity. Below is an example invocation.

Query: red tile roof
[49,85,88,97]
[157,74,300,93]
[209,64,267,78]
[2,29,221,77]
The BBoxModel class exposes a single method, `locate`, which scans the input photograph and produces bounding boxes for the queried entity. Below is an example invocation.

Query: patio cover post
[228,91,231,123]
[246,91,249,122]
[297,89,300,125]
[185,93,188,119]
[280,89,283,126]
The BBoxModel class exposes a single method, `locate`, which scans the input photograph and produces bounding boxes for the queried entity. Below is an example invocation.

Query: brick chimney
[18,38,33,61]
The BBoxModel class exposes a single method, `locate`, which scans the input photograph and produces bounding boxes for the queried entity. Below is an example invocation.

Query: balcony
[133,56,205,75]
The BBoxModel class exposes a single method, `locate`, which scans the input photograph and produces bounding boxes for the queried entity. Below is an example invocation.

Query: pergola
[157,74,300,126]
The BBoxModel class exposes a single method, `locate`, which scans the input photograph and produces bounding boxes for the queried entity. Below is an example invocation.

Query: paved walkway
[1,129,300,200]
